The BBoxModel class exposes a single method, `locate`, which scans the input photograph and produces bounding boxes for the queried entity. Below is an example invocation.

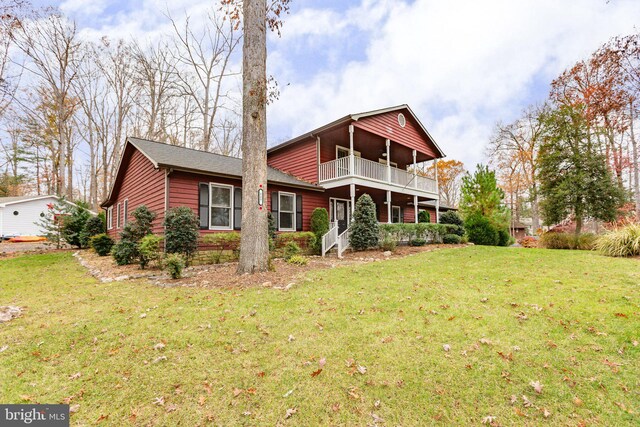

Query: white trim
[336,145,361,158]
[329,197,351,224]
[278,191,296,232]
[107,207,113,230]
[392,205,401,224]
[209,182,234,230]
[116,203,121,228]
[123,199,128,226]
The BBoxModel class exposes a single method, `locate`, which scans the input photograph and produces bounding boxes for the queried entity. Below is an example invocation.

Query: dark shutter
[198,183,209,229]
[400,207,404,223]
[271,191,279,229]
[234,187,242,230]
[296,195,303,231]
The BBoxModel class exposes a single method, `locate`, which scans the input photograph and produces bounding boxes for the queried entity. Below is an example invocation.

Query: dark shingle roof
[128,137,321,190]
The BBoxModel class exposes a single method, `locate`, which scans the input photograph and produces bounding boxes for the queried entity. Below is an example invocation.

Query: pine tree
[349,194,379,250]
[538,104,624,234]
[36,198,72,249]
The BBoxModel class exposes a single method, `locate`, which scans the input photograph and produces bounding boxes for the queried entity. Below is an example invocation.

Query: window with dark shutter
[198,183,209,229]
[296,195,302,231]
[271,191,279,229]
[234,187,242,230]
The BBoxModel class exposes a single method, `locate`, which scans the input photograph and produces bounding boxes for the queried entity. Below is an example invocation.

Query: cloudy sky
[45,0,640,167]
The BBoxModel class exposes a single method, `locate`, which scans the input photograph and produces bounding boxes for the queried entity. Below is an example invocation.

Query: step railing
[336,226,351,258]
[321,221,339,257]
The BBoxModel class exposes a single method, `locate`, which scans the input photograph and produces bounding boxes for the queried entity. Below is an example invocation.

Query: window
[398,113,406,128]
[392,206,402,223]
[336,145,361,159]
[279,192,295,231]
[123,199,128,226]
[107,207,113,230]
[116,203,121,228]
[210,183,233,230]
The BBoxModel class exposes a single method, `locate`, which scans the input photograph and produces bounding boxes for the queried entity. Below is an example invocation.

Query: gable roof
[0,195,59,207]
[267,104,445,158]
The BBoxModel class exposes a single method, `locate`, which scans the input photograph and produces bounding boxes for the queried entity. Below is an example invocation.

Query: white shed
[0,195,79,238]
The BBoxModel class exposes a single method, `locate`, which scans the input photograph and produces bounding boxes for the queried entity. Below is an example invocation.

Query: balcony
[319,156,437,195]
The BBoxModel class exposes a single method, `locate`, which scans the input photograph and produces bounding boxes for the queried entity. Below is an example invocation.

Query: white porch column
[414,195,419,223]
[350,184,356,217]
[316,136,321,179]
[412,150,418,189]
[434,158,440,222]
[349,125,355,176]
[436,199,440,223]
[386,139,391,183]
[386,190,392,223]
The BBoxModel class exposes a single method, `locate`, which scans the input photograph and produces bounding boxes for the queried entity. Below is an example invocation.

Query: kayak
[7,236,47,243]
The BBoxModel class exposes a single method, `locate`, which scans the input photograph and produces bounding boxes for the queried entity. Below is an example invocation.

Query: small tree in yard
[37,199,72,249]
[310,208,329,254]
[61,205,92,248]
[112,206,157,265]
[80,215,105,248]
[164,207,199,265]
[349,194,379,251]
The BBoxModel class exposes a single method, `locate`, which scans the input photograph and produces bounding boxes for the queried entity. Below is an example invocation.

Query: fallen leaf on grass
[166,404,178,413]
[152,356,167,364]
[371,412,384,424]
[319,357,326,368]
[233,388,243,397]
[443,344,451,352]
[287,335,295,342]
[522,395,533,408]
[357,365,367,375]
[69,404,80,413]
[530,380,543,394]
[479,338,492,345]
[153,343,165,350]
[198,396,206,406]
[603,358,622,373]
[311,369,323,377]
[285,408,297,419]
[614,313,628,318]
[282,389,294,398]
[573,397,583,406]
[542,408,551,418]
[69,372,81,380]
[481,415,496,424]
[498,351,513,361]
[152,397,164,406]
[0,345,8,353]
[96,414,108,423]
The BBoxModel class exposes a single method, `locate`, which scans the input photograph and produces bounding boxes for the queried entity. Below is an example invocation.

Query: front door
[336,200,349,234]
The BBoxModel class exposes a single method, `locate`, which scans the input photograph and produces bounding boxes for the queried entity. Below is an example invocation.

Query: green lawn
[0,247,638,425]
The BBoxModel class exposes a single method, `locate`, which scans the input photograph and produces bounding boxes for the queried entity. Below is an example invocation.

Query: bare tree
[11,12,83,198]
[169,11,241,152]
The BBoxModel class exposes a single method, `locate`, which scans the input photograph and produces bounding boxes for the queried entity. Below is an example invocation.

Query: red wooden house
[102,105,445,255]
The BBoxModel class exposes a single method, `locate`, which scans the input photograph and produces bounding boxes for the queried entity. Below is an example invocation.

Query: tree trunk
[630,101,640,221]
[237,0,269,274]
[575,215,583,236]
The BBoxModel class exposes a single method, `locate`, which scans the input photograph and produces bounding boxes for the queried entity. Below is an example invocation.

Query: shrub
[112,239,138,265]
[439,211,463,227]
[203,232,241,249]
[286,254,308,266]
[310,208,330,254]
[90,234,114,256]
[138,234,163,269]
[164,253,185,279]
[518,236,538,248]
[283,241,301,260]
[61,205,92,248]
[595,224,640,257]
[418,210,431,223]
[276,232,316,250]
[443,234,462,244]
[267,212,277,240]
[349,194,379,251]
[80,215,105,248]
[464,213,499,246]
[409,238,427,246]
[539,232,573,249]
[497,228,511,247]
[576,233,596,251]
[164,207,199,264]
[379,236,397,252]
[378,223,450,244]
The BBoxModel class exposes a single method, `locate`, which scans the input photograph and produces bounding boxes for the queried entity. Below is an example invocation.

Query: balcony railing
[319,156,437,194]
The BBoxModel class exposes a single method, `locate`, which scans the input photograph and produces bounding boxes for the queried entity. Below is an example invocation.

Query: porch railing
[336,226,351,258]
[319,156,437,193]
[321,221,339,257]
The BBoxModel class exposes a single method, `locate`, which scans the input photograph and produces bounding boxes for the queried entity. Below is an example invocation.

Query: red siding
[267,137,318,184]
[169,170,328,233]
[105,148,166,238]
[353,110,439,159]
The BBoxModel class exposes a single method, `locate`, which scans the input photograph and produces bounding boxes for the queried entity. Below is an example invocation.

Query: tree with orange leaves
[422,159,465,208]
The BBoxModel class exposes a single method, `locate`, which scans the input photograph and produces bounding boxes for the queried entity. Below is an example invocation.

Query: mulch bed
[75,244,469,289]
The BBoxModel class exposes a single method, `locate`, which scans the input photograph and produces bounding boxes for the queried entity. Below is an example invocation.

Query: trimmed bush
[286,254,308,266]
[61,206,92,248]
[539,232,573,249]
[202,232,241,249]
[518,236,538,248]
[164,253,185,279]
[138,234,163,269]
[350,194,380,250]
[90,234,114,256]
[164,207,199,264]
[80,215,105,248]
[409,238,427,246]
[112,239,138,265]
[310,208,330,254]
[276,232,316,250]
[283,241,301,260]
[378,223,450,244]
[595,224,640,257]
[439,211,463,227]
[465,213,499,246]
[380,236,397,252]
[443,234,462,244]
[497,228,511,247]
[418,210,431,223]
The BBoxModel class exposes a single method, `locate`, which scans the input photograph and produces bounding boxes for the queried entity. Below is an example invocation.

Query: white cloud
[267,0,640,169]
